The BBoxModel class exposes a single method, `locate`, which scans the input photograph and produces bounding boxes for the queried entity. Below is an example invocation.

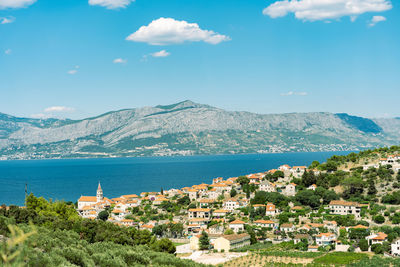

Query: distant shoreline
[0,149,359,162]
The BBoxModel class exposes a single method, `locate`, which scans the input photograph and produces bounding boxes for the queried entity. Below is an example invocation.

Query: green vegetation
[0,195,206,267]
[199,231,210,250]
[312,252,368,265]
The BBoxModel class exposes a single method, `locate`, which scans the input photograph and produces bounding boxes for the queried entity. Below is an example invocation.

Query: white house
[207,188,222,200]
[229,220,245,233]
[308,184,317,191]
[265,203,279,216]
[291,166,307,178]
[259,180,277,192]
[254,220,276,229]
[188,208,211,219]
[209,224,225,235]
[284,183,297,196]
[391,238,400,256]
[366,232,388,245]
[214,233,250,252]
[223,199,240,211]
[213,209,229,218]
[188,189,198,201]
[280,223,296,232]
[278,164,291,172]
[329,200,361,218]
[316,233,336,246]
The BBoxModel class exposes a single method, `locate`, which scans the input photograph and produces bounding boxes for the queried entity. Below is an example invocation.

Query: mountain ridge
[1,101,399,160]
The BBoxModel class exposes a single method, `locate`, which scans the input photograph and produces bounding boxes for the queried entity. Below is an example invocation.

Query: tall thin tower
[96,182,103,203]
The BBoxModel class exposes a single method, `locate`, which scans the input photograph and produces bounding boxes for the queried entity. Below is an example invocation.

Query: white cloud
[4,49,11,55]
[369,15,386,26]
[89,0,134,9]
[281,91,308,96]
[113,58,127,64]
[67,65,79,75]
[263,0,392,22]
[44,106,75,113]
[151,50,170,57]
[0,16,15,24]
[67,70,77,75]
[126,17,231,45]
[0,0,36,9]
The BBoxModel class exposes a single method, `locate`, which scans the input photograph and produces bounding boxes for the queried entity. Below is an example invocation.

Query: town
[76,149,400,264]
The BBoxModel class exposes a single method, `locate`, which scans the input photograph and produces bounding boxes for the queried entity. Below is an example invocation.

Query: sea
[0,151,351,206]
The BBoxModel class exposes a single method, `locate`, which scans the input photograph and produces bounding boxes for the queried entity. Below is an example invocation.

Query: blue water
[0,152,350,206]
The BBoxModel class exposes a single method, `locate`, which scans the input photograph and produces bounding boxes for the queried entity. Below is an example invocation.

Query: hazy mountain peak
[155,100,210,110]
[0,103,399,159]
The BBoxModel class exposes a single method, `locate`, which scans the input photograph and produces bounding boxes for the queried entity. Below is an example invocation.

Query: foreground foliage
[0,195,207,266]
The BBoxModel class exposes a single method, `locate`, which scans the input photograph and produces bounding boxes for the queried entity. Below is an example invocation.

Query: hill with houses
[3,147,400,266]
[72,146,400,265]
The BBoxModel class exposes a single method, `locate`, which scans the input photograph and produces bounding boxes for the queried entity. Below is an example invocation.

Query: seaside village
[77,154,400,256]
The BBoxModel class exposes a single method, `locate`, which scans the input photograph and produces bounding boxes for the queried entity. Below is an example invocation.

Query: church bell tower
[97,182,103,202]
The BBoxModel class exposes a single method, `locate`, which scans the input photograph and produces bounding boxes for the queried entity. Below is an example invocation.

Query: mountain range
[1,100,400,160]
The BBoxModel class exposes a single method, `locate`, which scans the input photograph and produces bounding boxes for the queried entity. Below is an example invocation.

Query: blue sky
[0,0,399,119]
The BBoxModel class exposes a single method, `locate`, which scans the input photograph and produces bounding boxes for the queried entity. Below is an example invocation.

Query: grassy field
[222,251,400,267]
[312,252,368,265]
[173,242,186,246]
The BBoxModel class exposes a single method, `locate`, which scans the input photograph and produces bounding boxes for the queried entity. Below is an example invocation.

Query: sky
[0,0,399,119]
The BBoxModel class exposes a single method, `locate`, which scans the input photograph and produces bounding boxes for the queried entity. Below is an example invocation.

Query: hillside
[1,101,400,160]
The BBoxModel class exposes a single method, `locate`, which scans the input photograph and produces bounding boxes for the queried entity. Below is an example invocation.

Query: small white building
[188,189,198,201]
[214,233,250,252]
[284,183,297,197]
[391,238,400,256]
[213,209,229,218]
[259,180,277,192]
[280,223,296,232]
[316,233,336,246]
[223,199,240,211]
[229,220,245,233]
[254,220,276,229]
[188,208,211,219]
[366,232,388,245]
[265,203,279,216]
[308,184,317,191]
[329,200,361,218]
[291,166,307,178]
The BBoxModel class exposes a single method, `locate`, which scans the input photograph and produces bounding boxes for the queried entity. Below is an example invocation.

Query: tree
[322,190,339,205]
[97,210,109,221]
[295,190,320,209]
[358,239,369,251]
[230,188,237,198]
[152,224,167,237]
[342,177,365,199]
[224,229,234,235]
[244,225,257,245]
[309,161,320,169]
[161,187,164,195]
[237,176,250,187]
[199,231,210,250]
[371,243,383,254]
[373,215,385,224]
[177,195,190,206]
[151,238,176,254]
[272,171,285,181]
[367,178,377,195]
[278,213,289,224]
[302,171,316,187]
[349,228,368,241]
